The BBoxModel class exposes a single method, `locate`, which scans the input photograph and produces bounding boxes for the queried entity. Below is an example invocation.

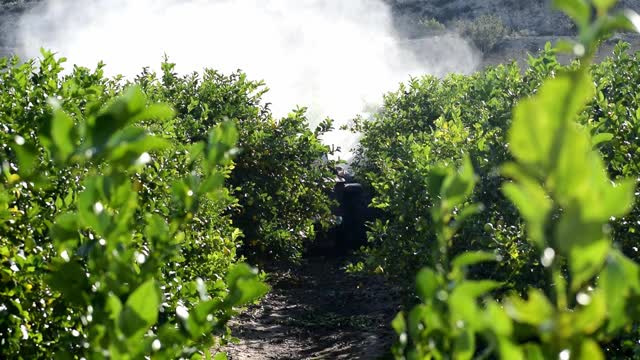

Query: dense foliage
[0,50,333,357]
[135,62,336,261]
[352,0,640,358]
[353,34,640,293]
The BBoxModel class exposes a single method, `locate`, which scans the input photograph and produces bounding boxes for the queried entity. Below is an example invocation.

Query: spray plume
[16,0,478,159]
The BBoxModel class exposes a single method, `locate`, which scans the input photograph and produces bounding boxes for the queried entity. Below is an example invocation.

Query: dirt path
[222,256,400,360]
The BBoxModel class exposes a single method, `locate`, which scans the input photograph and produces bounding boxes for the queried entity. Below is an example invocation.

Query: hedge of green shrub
[353,1,640,357]
[0,49,333,358]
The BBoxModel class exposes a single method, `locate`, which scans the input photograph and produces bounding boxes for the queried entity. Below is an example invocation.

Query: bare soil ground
[221,256,401,360]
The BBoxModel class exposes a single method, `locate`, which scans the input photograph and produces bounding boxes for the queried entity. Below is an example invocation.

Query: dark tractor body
[309,169,372,256]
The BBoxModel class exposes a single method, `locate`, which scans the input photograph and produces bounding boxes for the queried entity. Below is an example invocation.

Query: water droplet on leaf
[135,252,146,264]
[93,202,104,214]
[152,339,162,351]
[576,292,591,306]
[135,152,152,166]
[541,248,555,267]
[176,305,189,320]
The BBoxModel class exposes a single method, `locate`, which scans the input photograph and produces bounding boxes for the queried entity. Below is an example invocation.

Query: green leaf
[200,172,225,194]
[47,261,90,306]
[205,121,239,168]
[578,339,604,360]
[416,268,442,302]
[106,293,123,324]
[453,329,475,360]
[502,165,552,248]
[441,155,476,207]
[225,264,269,307]
[505,289,554,327]
[589,177,636,221]
[119,279,161,339]
[185,299,222,338]
[13,138,39,177]
[452,251,498,271]
[192,299,221,326]
[427,166,448,199]
[573,291,606,334]
[213,353,228,360]
[89,87,147,149]
[407,304,429,341]
[125,85,147,114]
[591,132,613,147]
[497,339,524,360]
[449,280,501,330]
[454,203,484,227]
[593,0,616,14]
[50,105,76,162]
[77,178,110,237]
[145,214,170,249]
[485,301,512,336]
[552,0,591,28]
[107,127,169,168]
[51,213,80,254]
[555,39,579,54]
[233,278,269,307]
[567,236,610,291]
[130,103,175,124]
[595,13,637,38]
[508,73,594,172]
[523,345,545,360]
[600,250,640,332]
[391,312,407,335]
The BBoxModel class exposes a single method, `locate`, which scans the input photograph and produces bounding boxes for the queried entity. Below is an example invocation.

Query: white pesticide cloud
[16,0,479,159]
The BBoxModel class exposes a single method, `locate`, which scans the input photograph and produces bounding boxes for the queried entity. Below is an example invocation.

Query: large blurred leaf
[440,155,476,208]
[449,280,501,330]
[505,289,554,327]
[119,279,161,339]
[508,73,594,173]
[593,0,616,13]
[106,127,169,168]
[453,329,475,360]
[567,235,610,291]
[578,339,604,360]
[47,261,90,306]
[416,268,442,302]
[224,264,269,307]
[452,251,498,271]
[552,0,591,28]
[600,250,640,332]
[50,105,76,163]
[12,137,39,177]
[50,212,80,254]
[77,177,110,237]
[573,291,607,334]
[88,87,147,149]
[502,164,552,248]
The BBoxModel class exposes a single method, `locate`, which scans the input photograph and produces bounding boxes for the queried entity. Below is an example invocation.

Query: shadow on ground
[220,256,401,360]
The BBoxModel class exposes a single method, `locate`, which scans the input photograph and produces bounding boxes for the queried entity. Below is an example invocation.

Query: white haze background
[16,0,478,159]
